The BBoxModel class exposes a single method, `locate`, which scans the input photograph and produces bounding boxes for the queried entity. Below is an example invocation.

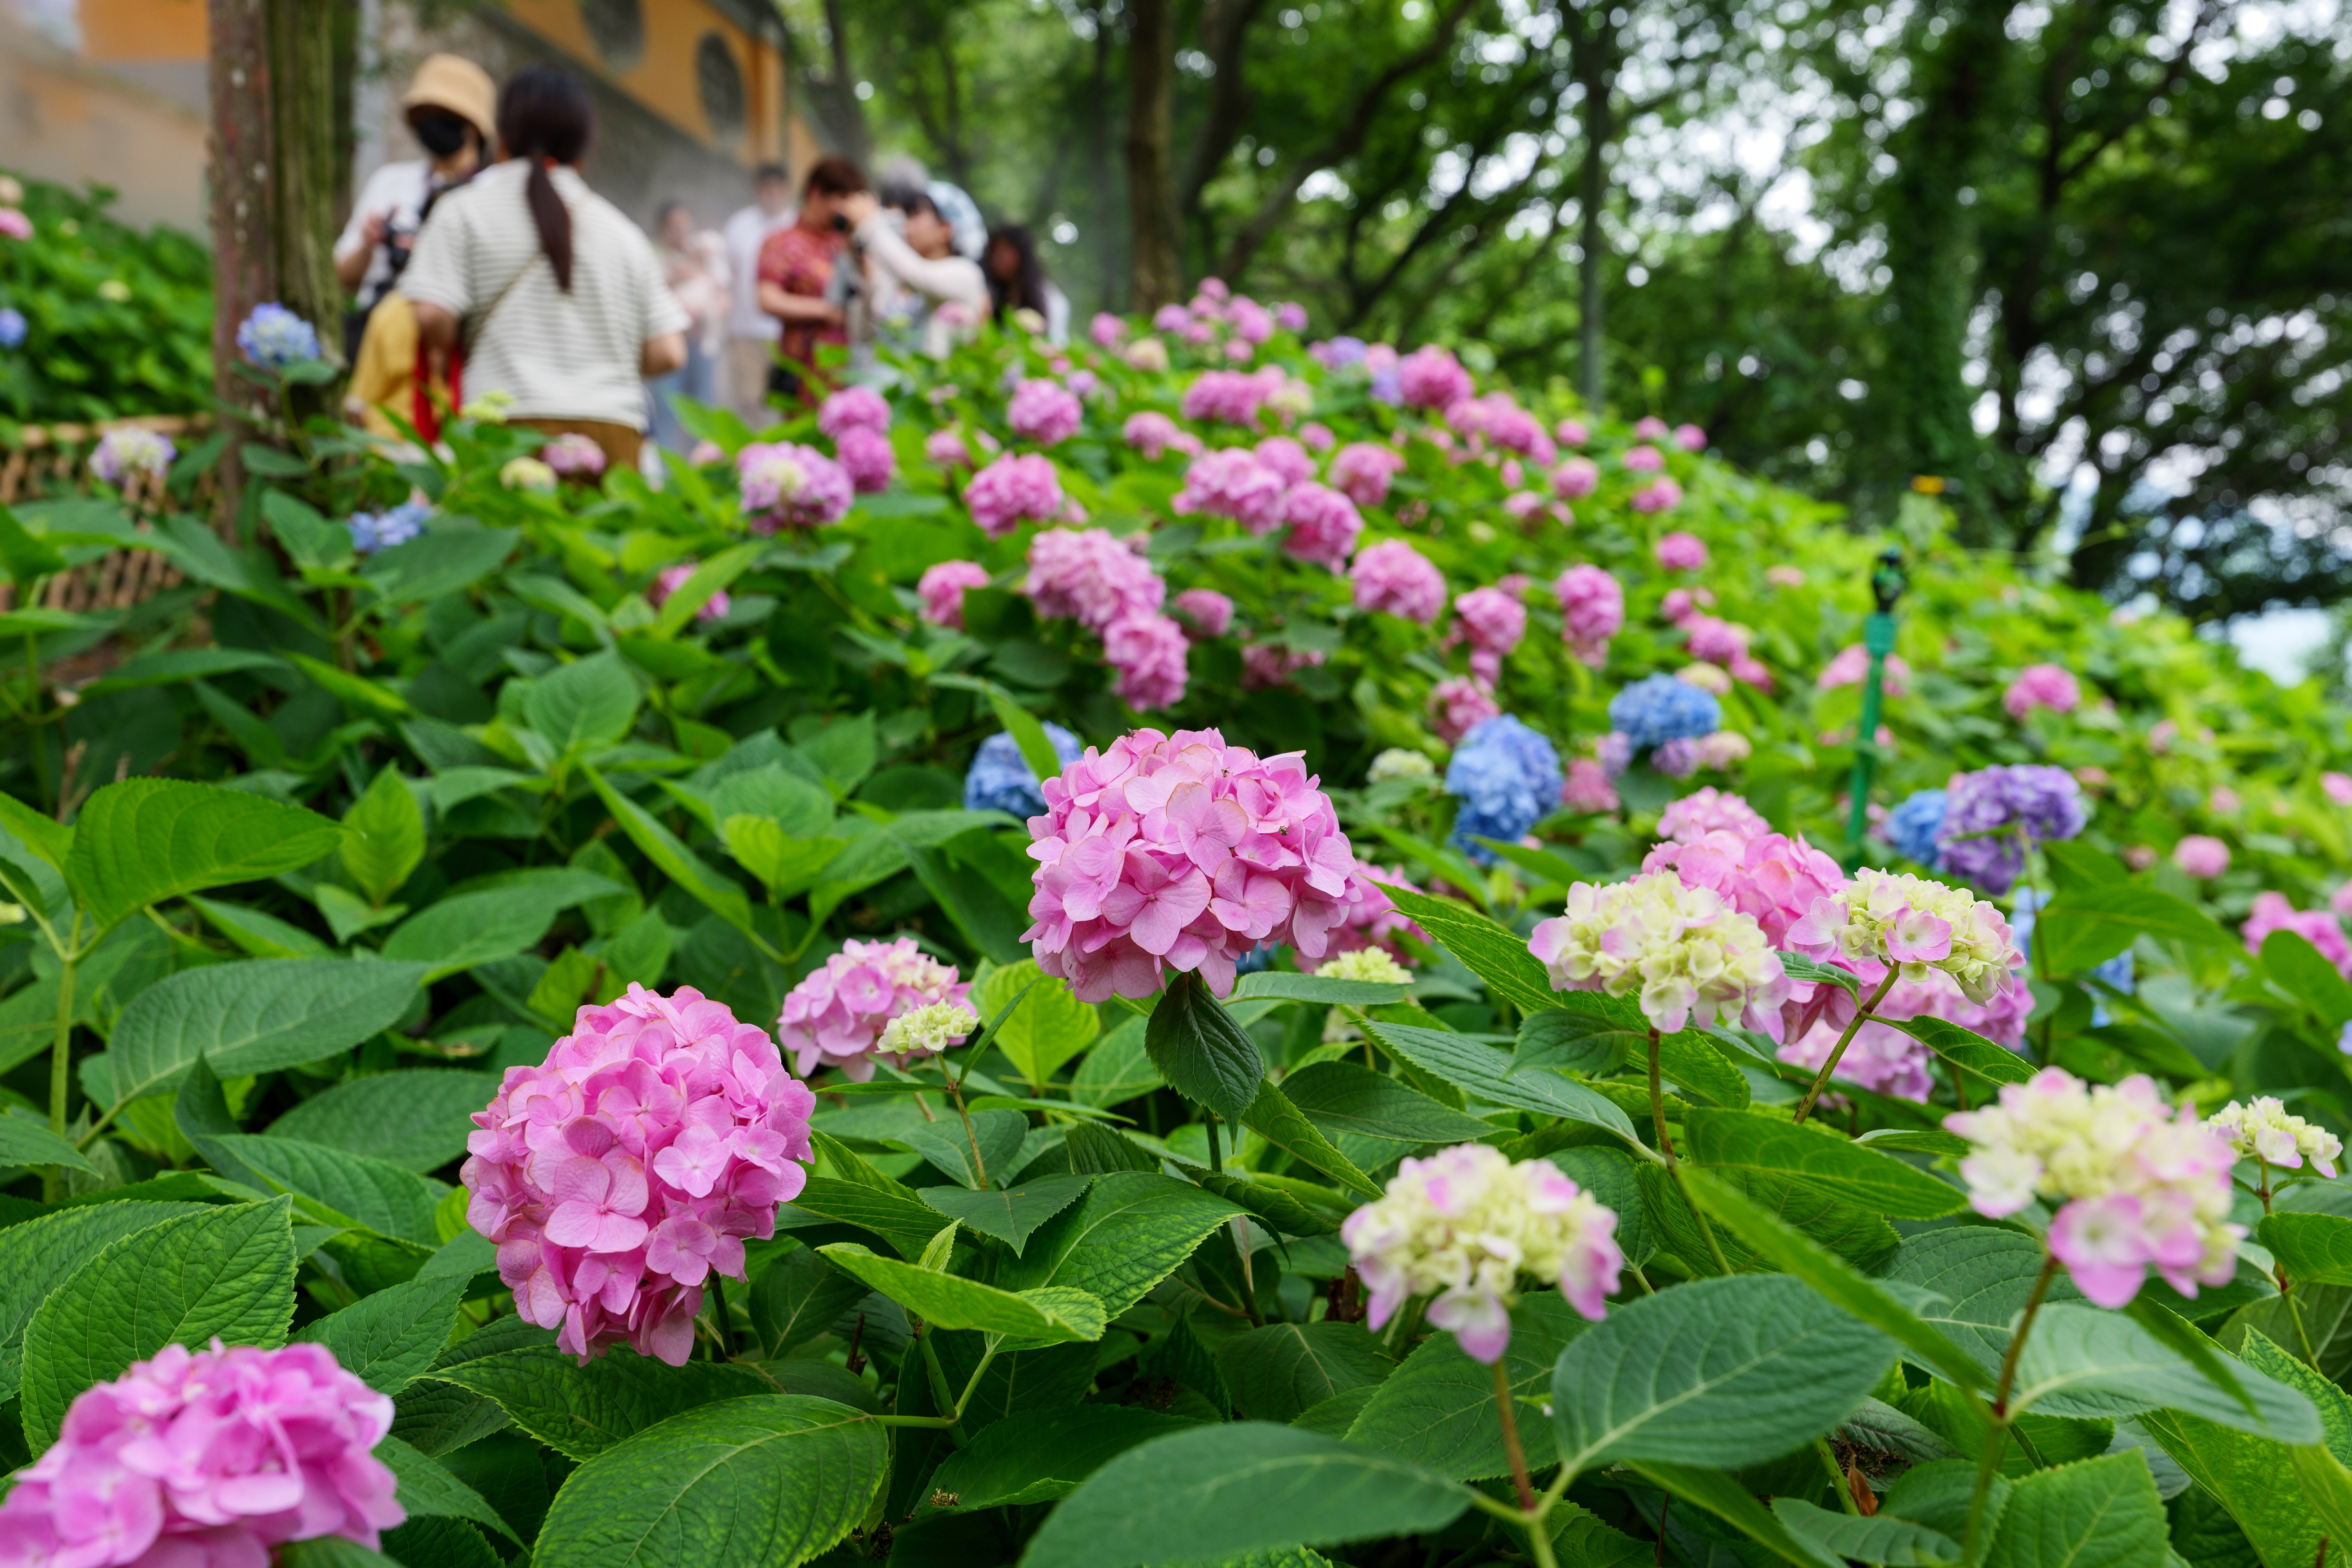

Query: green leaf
[361,526,519,606]
[1230,971,1412,1005]
[65,779,345,933]
[1653,1030,1753,1109]
[1345,1293,1592,1480]
[586,765,760,945]
[2140,1403,2330,1566]
[978,960,1101,1087]
[1679,1169,1986,1392]
[890,1108,1029,1190]
[2009,1304,2321,1441]
[750,1247,872,1357]
[1016,1423,1472,1568]
[208,1134,448,1245]
[0,1114,97,1175]
[1981,1451,2169,1568]
[924,1405,1200,1510]
[1623,1461,1841,1568]
[277,1539,404,1568]
[266,1070,499,1172]
[1238,1077,1381,1197]
[295,1270,469,1394]
[1216,1321,1393,1422]
[1776,952,1861,992]
[818,1243,1107,1341]
[920,1173,1094,1254]
[1548,1274,1896,1477]
[378,1433,523,1543]
[18,1198,297,1450]
[191,893,330,958]
[1879,1227,2084,1375]
[0,788,71,871]
[532,1395,887,1568]
[0,1200,211,1347]
[652,542,763,636]
[1370,882,1559,1014]
[342,768,425,906]
[1364,1020,1637,1139]
[1684,1108,1964,1219]
[1770,1498,1960,1565]
[288,652,413,720]
[719,817,845,900]
[1514,1004,1631,1078]
[383,888,561,979]
[106,958,430,1108]
[527,650,641,756]
[1875,1014,2036,1086]
[426,1344,773,1460]
[1147,970,1266,1123]
[998,1170,1244,1317]
[786,1172,958,1259]
[2033,883,2231,974]
[1279,1060,1496,1152]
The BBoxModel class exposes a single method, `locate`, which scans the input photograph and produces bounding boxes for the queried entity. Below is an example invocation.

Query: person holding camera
[334,55,497,362]
[842,183,990,362]
[754,156,866,400]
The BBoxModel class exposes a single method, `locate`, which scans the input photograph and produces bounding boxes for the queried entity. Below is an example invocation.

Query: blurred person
[648,200,729,452]
[985,224,1069,345]
[334,54,498,361]
[842,183,988,360]
[343,176,470,442]
[756,156,865,401]
[720,163,794,426]
[406,66,687,471]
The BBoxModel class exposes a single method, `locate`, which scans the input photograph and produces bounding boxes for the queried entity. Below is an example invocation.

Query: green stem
[879,1334,1001,1431]
[2263,1163,2325,1370]
[1818,1438,1860,1515]
[938,1061,989,1187]
[1965,1251,2061,1560]
[1650,1029,1730,1276]
[1793,968,1902,1125]
[1494,1357,1536,1511]
[1462,1490,1559,1568]
[44,949,78,1201]
[1205,1110,1224,1176]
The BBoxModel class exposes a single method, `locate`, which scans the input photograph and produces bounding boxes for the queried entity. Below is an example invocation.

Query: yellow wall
[81,0,208,62]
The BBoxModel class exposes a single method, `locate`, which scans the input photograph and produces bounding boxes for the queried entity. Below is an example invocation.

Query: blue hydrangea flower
[236,302,321,370]
[347,498,430,556]
[2010,886,2131,1024]
[1234,942,1281,975]
[1936,765,2087,895]
[1369,366,1403,405]
[963,723,1085,818]
[1608,674,1721,752]
[1446,714,1562,864]
[0,308,24,350]
[1883,789,1948,868]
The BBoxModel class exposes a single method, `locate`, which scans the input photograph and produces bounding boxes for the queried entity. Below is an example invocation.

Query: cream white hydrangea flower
[461,390,515,423]
[1340,1144,1622,1362]
[1366,748,1437,785]
[500,456,558,492]
[1528,871,1789,1033]
[2210,1096,2342,1178]
[1316,948,1411,986]
[1787,867,2018,1003]
[878,1002,977,1061]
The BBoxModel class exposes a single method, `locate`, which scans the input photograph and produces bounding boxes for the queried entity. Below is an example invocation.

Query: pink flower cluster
[1658,786,1769,842]
[1024,528,1190,709]
[778,937,971,1078]
[925,428,973,469]
[1652,530,1707,570]
[1817,644,1913,696]
[1329,442,1407,507]
[1396,346,1475,410]
[543,432,607,476]
[918,559,992,629]
[0,1342,403,1567]
[1452,586,1526,685]
[738,442,854,532]
[1241,643,1327,691]
[1172,447,1289,533]
[2243,891,2352,978]
[1022,727,1362,1001]
[2004,663,2082,720]
[1279,482,1365,570]
[818,385,890,439]
[1550,457,1601,500]
[2173,835,2230,878]
[1328,864,1427,961]
[1172,587,1234,639]
[1350,539,1447,623]
[465,985,816,1365]
[1444,394,1556,463]
[1674,423,1707,452]
[1181,369,1275,425]
[1256,436,1316,486]
[1561,759,1619,814]
[650,563,728,622]
[1553,564,1622,666]
[1622,444,1664,474]
[1009,379,1084,446]
[963,452,1066,537]
[1429,676,1501,744]
[1631,477,1685,514]
[1633,416,1669,440]
[835,427,896,493]
[1123,412,1201,461]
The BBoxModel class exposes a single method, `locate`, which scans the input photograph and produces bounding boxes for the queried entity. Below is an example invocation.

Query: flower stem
[1494,1357,1536,1510]
[2265,1162,2325,1369]
[1793,968,1901,1125]
[44,948,77,1203]
[1650,1029,1730,1276]
[1965,1250,2061,1561]
[938,1061,989,1187]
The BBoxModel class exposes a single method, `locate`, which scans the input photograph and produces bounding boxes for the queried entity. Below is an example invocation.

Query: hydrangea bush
[0,281,2344,1568]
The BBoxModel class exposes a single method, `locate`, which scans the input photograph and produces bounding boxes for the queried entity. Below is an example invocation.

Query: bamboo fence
[0,414,208,613]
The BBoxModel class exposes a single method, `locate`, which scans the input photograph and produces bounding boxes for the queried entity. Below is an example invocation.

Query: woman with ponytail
[406,66,688,472]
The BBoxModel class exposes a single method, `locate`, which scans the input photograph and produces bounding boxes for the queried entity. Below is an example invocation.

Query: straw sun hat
[399,54,498,144]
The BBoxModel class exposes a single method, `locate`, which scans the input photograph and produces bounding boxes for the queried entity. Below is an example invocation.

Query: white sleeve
[857,216,991,307]
[398,197,472,316]
[333,165,400,264]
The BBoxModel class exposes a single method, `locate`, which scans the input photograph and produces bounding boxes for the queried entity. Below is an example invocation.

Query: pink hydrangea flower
[650,563,729,622]
[739,441,854,532]
[1682,615,1749,666]
[1654,531,1708,570]
[1327,864,1427,961]
[834,426,896,494]
[543,432,607,476]
[963,452,1066,537]
[818,385,891,439]
[1198,277,1232,303]
[1561,758,1620,814]
[779,938,971,1079]
[1298,421,1336,452]
[2173,836,2230,878]
[688,439,724,466]
[1621,443,1665,473]
[1452,586,1526,686]
[1396,346,1474,410]
[2212,786,2242,815]
[1104,612,1192,709]
[1022,727,1363,1001]
[0,209,31,242]
[1817,644,1912,695]
[1008,379,1083,446]
[1172,447,1289,534]
[1632,416,1669,441]
[1123,411,1201,461]
[1276,301,1309,332]
[1241,642,1327,691]
[1329,441,1408,507]
[2004,663,2082,720]
[1090,312,1128,348]
[1228,297,1275,343]
[466,985,816,1364]
[918,559,992,629]
[2325,771,2352,806]
[1429,677,1501,744]
[925,428,972,469]
[1255,436,1316,487]
[1181,370,1271,426]
[1125,337,1170,372]
[1673,423,1707,452]
[1555,419,1590,447]
[0,1341,403,1566]
[1152,304,1191,333]
[1549,457,1601,500]
[1656,787,1770,843]
[1025,527,1164,630]
[1767,565,1806,588]
[1350,539,1447,623]
[1280,482,1364,570]
[1552,564,1622,666]
[1172,587,1234,639]
[2244,892,2352,978]
[1630,477,1684,514]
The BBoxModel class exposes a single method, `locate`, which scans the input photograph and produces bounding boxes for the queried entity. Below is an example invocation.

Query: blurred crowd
[336,54,1072,472]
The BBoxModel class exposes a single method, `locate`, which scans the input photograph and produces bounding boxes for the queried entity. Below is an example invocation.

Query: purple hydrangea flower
[1936,765,2087,894]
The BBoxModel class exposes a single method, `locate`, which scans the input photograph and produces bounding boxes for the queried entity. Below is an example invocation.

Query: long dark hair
[986,225,1049,323]
[497,66,594,291]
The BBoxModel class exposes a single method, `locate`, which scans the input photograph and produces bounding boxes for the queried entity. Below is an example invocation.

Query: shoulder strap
[460,250,543,354]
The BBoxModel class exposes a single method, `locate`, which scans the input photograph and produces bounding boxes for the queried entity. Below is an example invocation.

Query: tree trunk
[1125,0,1182,311]
[267,0,344,368]
[207,0,274,511]
[1573,11,1615,412]
[1090,13,1121,311]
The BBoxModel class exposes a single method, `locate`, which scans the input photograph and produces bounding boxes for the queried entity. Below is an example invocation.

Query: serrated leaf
[998,1170,1244,1317]
[1777,952,1862,992]
[1981,1451,2169,1568]
[266,1070,499,1171]
[343,768,425,906]
[586,765,759,943]
[925,1405,1200,1511]
[1685,1107,1964,1219]
[1771,1498,1959,1565]
[1346,1293,1591,1480]
[2009,1303,2320,1441]
[208,1133,448,1245]
[107,959,430,1108]
[1879,1227,2086,1374]
[1146,970,1266,1123]
[750,1247,871,1357]
[818,1243,1105,1341]
[1877,1014,2036,1086]
[785,1173,954,1259]
[1370,882,1558,1014]
[382,888,560,978]
[527,650,641,756]
[295,1270,470,1394]
[2033,883,2231,974]
[378,1433,522,1542]
[1215,1321,1393,1422]
[1626,1461,1842,1568]
[2261,1211,2352,1285]
[978,960,1100,1088]
[1230,972,1411,1005]
[426,1344,773,1460]
[1279,1060,1495,1153]
[1363,1019,1636,1140]
[19,1198,298,1450]
[1514,1004,1631,1078]
[65,779,344,933]
[1238,1077,1381,1197]
[0,1114,97,1174]
[0,1199,210,1347]
[920,1173,1094,1254]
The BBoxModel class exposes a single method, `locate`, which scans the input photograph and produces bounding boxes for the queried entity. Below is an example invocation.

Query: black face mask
[413,111,472,159]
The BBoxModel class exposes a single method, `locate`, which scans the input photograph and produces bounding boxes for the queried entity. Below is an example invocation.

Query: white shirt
[722,203,793,340]
[334,160,435,309]
[402,161,689,430]
[852,214,990,361]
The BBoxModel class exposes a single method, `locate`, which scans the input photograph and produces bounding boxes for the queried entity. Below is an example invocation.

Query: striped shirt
[403,161,688,430]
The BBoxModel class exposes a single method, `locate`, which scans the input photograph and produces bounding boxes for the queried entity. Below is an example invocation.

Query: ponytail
[495,66,594,292]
